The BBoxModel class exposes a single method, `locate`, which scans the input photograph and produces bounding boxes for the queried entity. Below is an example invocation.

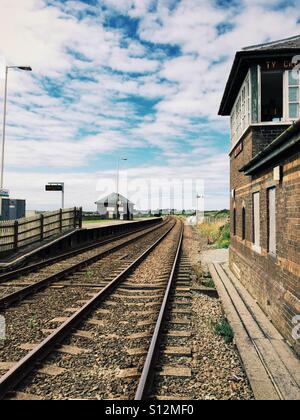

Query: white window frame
[252,192,261,254]
[268,187,276,257]
[230,71,251,147]
[283,69,300,121]
[230,67,300,150]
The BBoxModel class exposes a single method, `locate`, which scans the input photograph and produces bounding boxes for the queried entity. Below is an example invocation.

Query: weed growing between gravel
[85,271,93,280]
[27,315,39,329]
[210,318,234,344]
[202,278,216,289]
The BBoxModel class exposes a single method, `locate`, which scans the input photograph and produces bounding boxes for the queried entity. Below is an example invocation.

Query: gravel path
[184,225,254,400]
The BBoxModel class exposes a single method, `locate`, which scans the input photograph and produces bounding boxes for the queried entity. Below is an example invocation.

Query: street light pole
[196,194,203,224]
[1,67,8,190]
[116,157,127,220]
[196,195,199,224]
[0,65,32,191]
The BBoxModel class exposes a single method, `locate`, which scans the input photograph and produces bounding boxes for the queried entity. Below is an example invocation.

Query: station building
[219,35,300,355]
[95,193,134,220]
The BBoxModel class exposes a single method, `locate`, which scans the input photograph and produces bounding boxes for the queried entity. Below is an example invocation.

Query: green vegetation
[197,219,230,249]
[85,271,93,280]
[198,221,222,243]
[27,315,39,329]
[215,223,231,249]
[211,318,234,344]
[204,209,230,219]
[203,278,216,289]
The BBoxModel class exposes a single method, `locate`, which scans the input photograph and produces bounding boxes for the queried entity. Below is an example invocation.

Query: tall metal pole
[0,65,32,192]
[62,183,65,209]
[116,159,120,220]
[1,67,8,190]
[116,158,127,220]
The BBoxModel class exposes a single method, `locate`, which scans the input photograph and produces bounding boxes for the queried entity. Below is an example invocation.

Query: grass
[197,221,231,249]
[203,278,216,289]
[197,221,221,243]
[204,209,230,219]
[211,318,234,344]
[215,223,231,249]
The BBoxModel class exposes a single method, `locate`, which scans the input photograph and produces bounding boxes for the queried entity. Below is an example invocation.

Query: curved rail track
[0,217,194,400]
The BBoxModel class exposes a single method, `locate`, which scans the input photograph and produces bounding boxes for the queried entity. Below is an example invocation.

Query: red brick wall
[230,127,300,356]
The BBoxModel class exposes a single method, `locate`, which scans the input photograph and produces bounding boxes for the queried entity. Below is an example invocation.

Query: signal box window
[261,72,283,122]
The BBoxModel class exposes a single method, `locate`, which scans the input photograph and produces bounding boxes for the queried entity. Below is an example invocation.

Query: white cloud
[7,151,229,211]
[108,48,160,73]
[0,0,299,211]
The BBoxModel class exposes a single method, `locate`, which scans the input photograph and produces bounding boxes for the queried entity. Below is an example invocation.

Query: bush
[197,222,220,243]
[197,221,230,249]
[215,223,230,249]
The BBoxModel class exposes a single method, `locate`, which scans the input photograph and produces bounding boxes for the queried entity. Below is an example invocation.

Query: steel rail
[135,220,184,400]
[0,219,167,283]
[0,219,173,309]
[0,219,178,400]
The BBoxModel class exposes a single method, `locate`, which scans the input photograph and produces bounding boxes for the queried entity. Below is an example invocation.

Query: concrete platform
[83,220,136,229]
[0,229,77,270]
[0,218,163,270]
[200,248,229,273]
[82,218,155,230]
[209,261,300,401]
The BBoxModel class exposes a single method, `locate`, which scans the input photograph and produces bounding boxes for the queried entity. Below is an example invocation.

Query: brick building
[219,35,300,355]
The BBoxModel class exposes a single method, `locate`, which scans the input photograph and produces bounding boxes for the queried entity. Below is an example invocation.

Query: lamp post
[116,157,127,220]
[196,194,204,224]
[1,65,32,192]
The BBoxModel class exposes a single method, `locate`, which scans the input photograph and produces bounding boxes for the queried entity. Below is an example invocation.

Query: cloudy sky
[0,0,299,211]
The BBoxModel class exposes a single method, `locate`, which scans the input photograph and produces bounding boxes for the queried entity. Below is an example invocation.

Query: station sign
[45,185,63,192]
[261,58,300,72]
[0,189,9,198]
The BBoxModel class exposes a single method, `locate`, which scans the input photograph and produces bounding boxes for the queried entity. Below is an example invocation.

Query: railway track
[0,217,193,400]
[0,218,167,281]
[0,219,171,309]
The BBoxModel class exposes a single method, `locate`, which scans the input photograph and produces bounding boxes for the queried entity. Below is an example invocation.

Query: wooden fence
[0,207,82,255]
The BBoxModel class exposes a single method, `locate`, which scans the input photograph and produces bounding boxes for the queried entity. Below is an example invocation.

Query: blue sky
[0,0,299,211]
